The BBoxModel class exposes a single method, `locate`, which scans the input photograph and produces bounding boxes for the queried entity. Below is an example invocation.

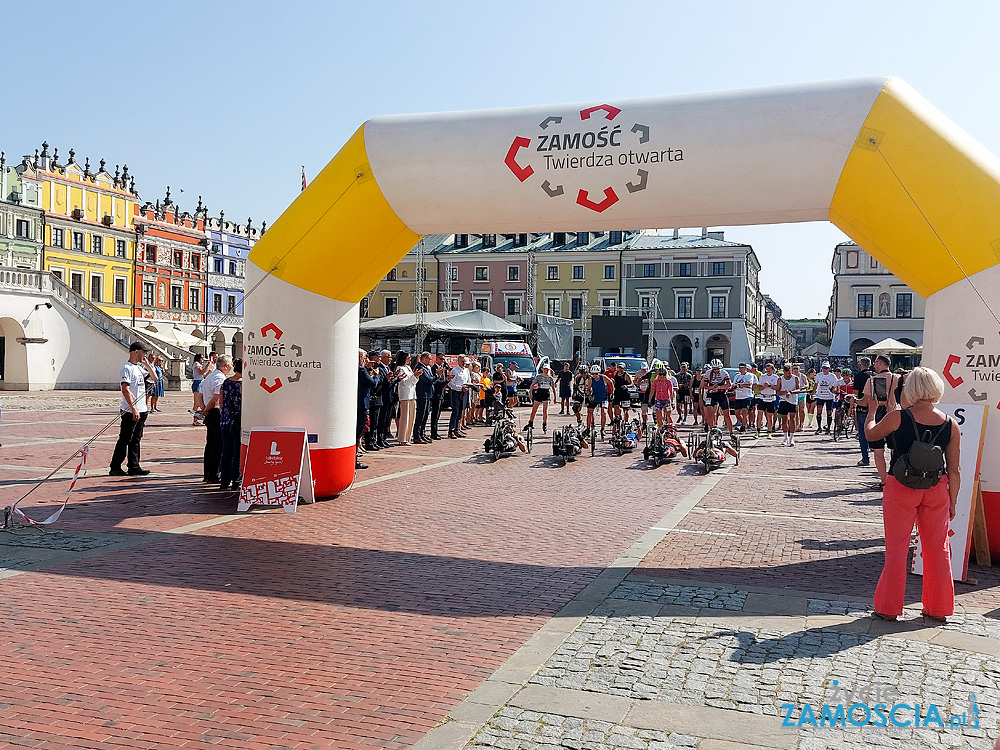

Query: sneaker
[790,436,796,447]
[857,459,870,466]
[542,422,547,433]
[766,432,773,440]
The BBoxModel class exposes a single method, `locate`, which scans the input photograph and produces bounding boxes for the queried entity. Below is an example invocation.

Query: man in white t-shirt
[109,342,157,476]
[754,362,779,438]
[813,362,840,434]
[731,363,758,433]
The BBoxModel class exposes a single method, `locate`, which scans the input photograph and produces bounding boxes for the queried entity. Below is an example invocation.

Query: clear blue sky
[7,1,999,318]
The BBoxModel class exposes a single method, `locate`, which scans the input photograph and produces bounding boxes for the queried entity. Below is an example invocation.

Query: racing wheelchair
[552,424,588,465]
[608,416,642,456]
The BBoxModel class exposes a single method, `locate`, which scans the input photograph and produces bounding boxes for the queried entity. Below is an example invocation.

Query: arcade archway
[245,76,1000,497]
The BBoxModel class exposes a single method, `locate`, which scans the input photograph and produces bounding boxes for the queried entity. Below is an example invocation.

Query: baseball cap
[821,361,831,368]
[129,342,147,352]
[617,362,626,368]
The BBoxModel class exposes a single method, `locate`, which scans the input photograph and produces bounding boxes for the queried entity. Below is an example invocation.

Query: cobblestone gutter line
[410,466,734,750]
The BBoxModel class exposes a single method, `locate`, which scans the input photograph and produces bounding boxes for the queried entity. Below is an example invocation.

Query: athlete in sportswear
[675,363,693,423]
[777,363,800,446]
[731,363,757,433]
[611,362,633,421]
[585,365,614,437]
[813,362,840,434]
[700,360,734,434]
[755,362,779,438]
[649,365,676,428]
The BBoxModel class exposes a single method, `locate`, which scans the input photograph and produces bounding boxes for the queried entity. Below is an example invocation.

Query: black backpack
[891,409,949,490]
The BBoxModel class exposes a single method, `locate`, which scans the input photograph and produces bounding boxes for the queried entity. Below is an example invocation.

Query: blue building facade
[204,212,258,358]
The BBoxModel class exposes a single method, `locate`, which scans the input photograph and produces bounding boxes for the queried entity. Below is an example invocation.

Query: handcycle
[643,423,686,468]
[832,395,856,442]
[552,424,588,465]
[483,406,529,460]
[608,415,642,456]
[687,426,740,473]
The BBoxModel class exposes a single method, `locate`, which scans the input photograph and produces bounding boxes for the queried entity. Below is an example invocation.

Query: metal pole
[414,237,426,351]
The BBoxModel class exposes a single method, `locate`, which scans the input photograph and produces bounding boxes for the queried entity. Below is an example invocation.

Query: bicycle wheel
[525,425,533,454]
[591,433,596,456]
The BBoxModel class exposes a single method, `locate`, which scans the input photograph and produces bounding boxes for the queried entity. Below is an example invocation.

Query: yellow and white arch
[246,76,1000,498]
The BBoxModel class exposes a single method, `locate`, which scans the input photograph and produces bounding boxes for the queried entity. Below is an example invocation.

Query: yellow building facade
[33,143,140,320]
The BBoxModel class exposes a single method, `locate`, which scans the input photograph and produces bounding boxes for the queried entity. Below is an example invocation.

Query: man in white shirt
[813,362,840,434]
[109,342,157,476]
[754,362,780,438]
[197,355,231,482]
[448,356,471,438]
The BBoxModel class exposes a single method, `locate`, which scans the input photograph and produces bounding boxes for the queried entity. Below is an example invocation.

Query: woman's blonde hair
[901,366,945,404]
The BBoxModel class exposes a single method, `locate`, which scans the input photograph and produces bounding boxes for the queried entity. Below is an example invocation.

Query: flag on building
[301,166,307,192]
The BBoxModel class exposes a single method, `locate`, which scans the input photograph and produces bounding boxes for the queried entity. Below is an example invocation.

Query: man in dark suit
[429,353,448,440]
[413,351,436,443]
[376,349,396,446]
[366,350,388,451]
[357,349,380,469]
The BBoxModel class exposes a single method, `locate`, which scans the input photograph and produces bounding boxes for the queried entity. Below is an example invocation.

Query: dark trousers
[110,411,148,472]
[415,397,431,440]
[367,402,382,445]
[448,389,464,435]
[857,407,870,463]
[203,408,223,481]
[430,387,446,437]
[219,421,242,488]
[379,396,396,441]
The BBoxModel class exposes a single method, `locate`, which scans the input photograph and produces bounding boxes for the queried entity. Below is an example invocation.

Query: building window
[642,263,657,278]
[360,298,370,317]
[678,262,692,277]
[712,262,726,276]
[547,266,559,280]
[51,268,63,282]
[90,275,102,302]
[229,260,237,276]
[191,254,200,271]
[604,265,615,280]
[546,298,560,316]
[858,293,874,318]
[572,265,584,280]
[508,266,519,281]
[214,258,223,274]
[189,288,200,311]
[577,232,589,245]
[454,234,468,248]
[385,297,398,316]
[711,296,726,318]
[170,286,183,309]
[601,298,616,316]
[385,268,397,281]
[449,266,458,282]
[553,232,566,246]
[609,230,623,245]
[173,250,184,268]
[475,266,488,281]
[507,297,521,315]
[570,298,583,319]
[114,278,126,304]
[227,295,237,314]
[640,296,653,319]
[482,234,496,248]
[417,298,428,313]
[513,233,528,247]
[475,298,489,312]
[896,292,913,318]
[92,236,103,254]
[70,272,83,295]
[146,246,156,263]
[72,232,84,251]
[447,297,459,311]
[677,296,693,319]
[52,228,64,248]
[418,267,427,281]
[212,242,223,253]
[143,282,155,307]
[213,293,223,313]
[15,219,30,238]
[870,255,879,269]
[116,239,127,258]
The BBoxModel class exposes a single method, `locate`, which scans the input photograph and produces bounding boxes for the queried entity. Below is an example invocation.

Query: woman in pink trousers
[864,367,961,623]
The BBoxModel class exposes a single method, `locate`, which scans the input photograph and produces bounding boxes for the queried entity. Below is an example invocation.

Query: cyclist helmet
[590,365,602,373]
[710,359,723,369]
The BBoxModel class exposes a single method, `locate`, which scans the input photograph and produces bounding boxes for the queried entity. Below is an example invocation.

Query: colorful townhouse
[0,151,45,270]
[31,142,141,319]
[133,188,208,336]
[204,211,258,358]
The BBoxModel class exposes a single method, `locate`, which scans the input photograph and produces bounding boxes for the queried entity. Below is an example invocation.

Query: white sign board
[911,404,988,581]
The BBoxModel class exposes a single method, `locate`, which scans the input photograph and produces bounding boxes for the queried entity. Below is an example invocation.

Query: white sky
[6,1,999,318]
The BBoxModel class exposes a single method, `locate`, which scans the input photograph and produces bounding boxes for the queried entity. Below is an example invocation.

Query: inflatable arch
[244,76,1000,500]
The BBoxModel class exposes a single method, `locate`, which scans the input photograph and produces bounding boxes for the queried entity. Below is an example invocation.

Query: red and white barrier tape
[9,445,90,527]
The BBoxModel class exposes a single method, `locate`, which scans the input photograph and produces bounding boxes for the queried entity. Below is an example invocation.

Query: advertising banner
[238,427,315,513]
